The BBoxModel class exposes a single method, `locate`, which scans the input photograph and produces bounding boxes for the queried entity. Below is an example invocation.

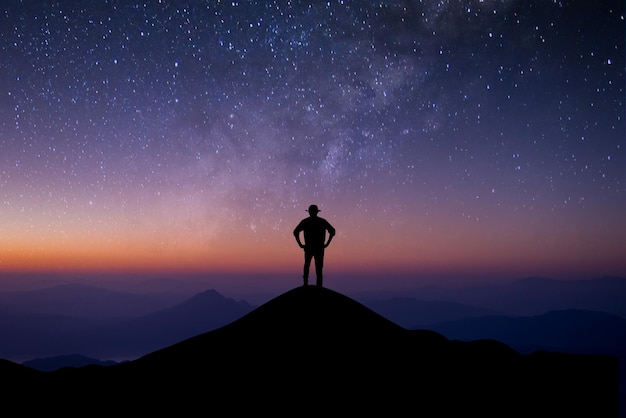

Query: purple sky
[1,1,624,295]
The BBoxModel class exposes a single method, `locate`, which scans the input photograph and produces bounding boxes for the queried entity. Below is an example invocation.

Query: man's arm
[293,225,304,248]
[324,222,336,247]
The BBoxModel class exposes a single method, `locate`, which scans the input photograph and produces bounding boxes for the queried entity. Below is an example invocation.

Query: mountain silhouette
[0,282,186,319]
[21,354,118,372]
[427,309,626,355]
[403,276,626,318]
[45,289,256,359]
[1,288,255,361]
[360,296,502,328]
[3,286,618,416]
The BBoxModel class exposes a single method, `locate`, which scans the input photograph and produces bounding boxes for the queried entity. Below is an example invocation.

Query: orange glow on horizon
[1,205,624,281]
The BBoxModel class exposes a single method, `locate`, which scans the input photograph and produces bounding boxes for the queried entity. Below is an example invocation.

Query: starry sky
[0,1,624,293]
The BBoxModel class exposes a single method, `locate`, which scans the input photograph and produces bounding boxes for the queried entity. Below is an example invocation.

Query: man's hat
[306,204,320,213]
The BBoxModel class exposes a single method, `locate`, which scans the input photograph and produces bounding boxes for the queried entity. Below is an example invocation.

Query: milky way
[0,1,624,289]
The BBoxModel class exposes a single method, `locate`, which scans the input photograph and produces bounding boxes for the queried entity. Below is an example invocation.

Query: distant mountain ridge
[2,286,617,416]
[2,275,624,318]
[395,276,626,318]
[0,288,255,362]
[21,354,118,372]
[360,297,502,328]
[0,282,188,319]
[3,276,625,365]
[44,289,256,360]
[426,308,626,356]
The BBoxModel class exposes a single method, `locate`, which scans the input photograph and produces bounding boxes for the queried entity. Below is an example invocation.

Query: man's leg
[314,249,324,287]
[303,250,313,286]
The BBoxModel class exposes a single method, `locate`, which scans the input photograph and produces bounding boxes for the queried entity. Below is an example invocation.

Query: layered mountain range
[2,286,618,416]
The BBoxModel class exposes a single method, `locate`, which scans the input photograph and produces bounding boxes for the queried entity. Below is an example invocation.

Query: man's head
[307,204,320,216]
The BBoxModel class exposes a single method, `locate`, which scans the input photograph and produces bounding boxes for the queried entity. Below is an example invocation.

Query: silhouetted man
[293,204,335,287]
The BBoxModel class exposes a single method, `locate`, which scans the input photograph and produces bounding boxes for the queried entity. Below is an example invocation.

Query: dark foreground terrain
[3,286,618,416]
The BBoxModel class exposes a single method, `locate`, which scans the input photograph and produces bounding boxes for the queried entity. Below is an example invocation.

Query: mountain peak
[135,285,406,366]
[228,285,404,334]
[184,288,226,304]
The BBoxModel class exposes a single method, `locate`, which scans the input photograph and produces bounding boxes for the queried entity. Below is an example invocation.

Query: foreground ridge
[2,286,619,416]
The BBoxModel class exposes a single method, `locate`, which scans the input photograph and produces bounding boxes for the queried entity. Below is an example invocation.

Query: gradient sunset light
[1,1,624,294]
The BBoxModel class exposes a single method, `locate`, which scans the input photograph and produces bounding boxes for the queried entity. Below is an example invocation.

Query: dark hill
[3,286,618,416]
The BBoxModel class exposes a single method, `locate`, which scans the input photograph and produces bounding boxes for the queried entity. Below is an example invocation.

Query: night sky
[1,1,624,293]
